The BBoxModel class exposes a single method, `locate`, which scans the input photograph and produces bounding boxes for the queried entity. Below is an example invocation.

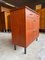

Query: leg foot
[14,45,16,50]
[24,48,26,54]
[36,38,38,41]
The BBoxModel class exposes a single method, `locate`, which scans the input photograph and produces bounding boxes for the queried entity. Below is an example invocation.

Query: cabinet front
[25,8,39,47]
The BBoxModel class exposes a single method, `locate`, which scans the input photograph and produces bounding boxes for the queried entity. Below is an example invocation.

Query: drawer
[26,17,33,31]
[32,19,37,30]
[26,31,33,46]
[32,17,39,30]
[26,18,39,31]
[26,9,35,18]
[32,30,39,40]
[26,30,39,47]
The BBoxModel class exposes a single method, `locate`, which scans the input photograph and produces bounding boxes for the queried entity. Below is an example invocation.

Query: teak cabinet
[0,12,5,31]
[10,6,40,54]
[0,11,11,32]
[36,8,45,32]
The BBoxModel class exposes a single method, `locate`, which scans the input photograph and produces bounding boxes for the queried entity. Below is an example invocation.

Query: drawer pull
[33,30,36,32]
[33,20,36,22]
[30,14,33,15]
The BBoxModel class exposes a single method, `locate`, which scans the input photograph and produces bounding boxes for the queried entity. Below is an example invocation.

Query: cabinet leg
[36,38,38,41]
[24,48,26,54]
[14,45,16,50]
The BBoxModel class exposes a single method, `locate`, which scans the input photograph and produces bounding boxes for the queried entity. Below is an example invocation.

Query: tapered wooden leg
[24,48,26,54]
[36,38,38,41]
[14,45,16,50]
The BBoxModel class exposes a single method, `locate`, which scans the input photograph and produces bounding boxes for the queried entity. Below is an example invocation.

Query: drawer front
[26,31,33,47]
[26,13,35,31]
[32,30,39,40]
[32,20,36,30]
[26,30,39,47]
[32,15,39,30]
[26,8,35,18]
[26,15,33,31]
[26,15,39,31]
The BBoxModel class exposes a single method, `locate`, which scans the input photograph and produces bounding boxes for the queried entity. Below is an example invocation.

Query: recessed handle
[30,14,33,15]
[33,20,36,22]
[33,30,36,32]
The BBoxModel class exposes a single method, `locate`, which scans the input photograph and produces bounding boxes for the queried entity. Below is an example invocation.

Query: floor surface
[0,32,45,60]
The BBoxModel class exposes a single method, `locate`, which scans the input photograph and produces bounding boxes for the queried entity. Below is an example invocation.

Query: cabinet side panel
[10,8,26,47]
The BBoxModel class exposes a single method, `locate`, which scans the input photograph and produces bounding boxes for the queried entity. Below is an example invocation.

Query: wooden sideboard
[7,15,11,31]
[0,12,5,31]
[0,12,11,32]
[10,6,40,54]
[36,8,45,32]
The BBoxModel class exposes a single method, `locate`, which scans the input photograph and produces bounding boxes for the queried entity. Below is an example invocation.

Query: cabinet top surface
[10,6,39,15]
